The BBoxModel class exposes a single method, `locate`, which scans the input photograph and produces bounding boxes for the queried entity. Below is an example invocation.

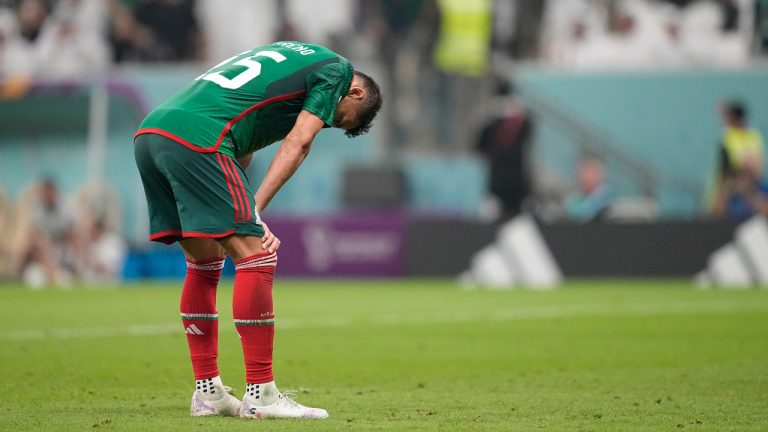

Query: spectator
[282,0,354,48]
[475,79,533,220]
[109,1,155,62]
[757,0,768,54]
[33,3,109,80]
[542,0,752,70]
[0,7,16,75]
[359,0,439,147]
[541,0,608,67]
[0,0,46,78]
[1,0,108,80]
[717,100,764,181]
[713,156,768,220]
[67,0,106,33]
[132,0,201,62]
[196,0,275,62]
[22,178,78,289]
[679,0,748,66]
[79,217,126,285]
[111,0,202,63]
[718,0,740,32]
[583,1,681,70]
[17,0,47,43]
[565,155,613,222]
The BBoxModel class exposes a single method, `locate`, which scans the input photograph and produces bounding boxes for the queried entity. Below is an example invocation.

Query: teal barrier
[517,67,768,216]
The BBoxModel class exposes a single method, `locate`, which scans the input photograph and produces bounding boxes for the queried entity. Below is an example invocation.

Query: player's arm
[254,109,324,213]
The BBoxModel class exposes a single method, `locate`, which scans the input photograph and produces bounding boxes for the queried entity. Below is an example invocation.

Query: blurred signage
[268,214,405,277]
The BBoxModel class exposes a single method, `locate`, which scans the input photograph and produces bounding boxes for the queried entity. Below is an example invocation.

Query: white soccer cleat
[240,382,329,420]
[190,380,242,417]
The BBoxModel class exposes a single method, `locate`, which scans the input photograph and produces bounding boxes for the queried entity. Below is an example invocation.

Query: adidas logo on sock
[185,324,205,335]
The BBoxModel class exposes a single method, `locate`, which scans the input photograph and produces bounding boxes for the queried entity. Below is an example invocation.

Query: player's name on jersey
[273,41,315,56]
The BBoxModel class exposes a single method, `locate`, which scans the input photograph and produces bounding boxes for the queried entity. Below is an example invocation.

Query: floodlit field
[0,280,766,431]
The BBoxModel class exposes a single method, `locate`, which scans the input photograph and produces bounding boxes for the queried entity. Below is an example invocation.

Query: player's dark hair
[345,71,382,138]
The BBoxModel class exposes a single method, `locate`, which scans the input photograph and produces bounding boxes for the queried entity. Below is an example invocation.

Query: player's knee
[219,234,267,261]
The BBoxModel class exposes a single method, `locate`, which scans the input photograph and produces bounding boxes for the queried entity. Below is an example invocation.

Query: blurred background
[0,0,766,287]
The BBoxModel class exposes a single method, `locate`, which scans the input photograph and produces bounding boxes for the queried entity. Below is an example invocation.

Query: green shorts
[134,133,264,244]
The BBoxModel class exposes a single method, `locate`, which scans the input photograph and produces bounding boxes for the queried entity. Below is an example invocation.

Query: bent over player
[133,41,382,420]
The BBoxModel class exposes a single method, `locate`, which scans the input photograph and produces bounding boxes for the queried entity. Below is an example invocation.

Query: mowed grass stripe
[0,296,766,341]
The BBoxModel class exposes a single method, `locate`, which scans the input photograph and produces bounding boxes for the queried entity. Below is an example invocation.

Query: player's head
[723,100,746,127]
[578,154,604,194]
[39,177,59,208]
[334,71,382,138]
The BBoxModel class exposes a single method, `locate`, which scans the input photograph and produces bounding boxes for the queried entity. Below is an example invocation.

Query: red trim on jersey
[226,157,252,222]
[148,229,237,243]
[134,90,306,154]
[134,128,218,153]
[217,153,243,222]
[213,89,307,150]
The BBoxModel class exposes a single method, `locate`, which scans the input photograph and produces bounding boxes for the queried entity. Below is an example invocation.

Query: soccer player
[133,41,382,420]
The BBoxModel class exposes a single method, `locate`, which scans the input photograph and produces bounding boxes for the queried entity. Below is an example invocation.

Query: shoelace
[223,386,236,396]
[280,390,302,408]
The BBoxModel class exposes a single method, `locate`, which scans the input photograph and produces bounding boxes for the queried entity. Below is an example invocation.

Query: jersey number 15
[195,50,287,90]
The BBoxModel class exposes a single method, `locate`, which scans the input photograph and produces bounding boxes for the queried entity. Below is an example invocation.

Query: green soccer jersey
[135,41,354,158]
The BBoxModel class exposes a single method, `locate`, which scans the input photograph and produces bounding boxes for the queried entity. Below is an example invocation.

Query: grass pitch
[0,279,766,431]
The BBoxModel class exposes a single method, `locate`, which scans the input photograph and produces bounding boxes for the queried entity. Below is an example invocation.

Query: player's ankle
[245,381,279,405]
[196,376,226,399]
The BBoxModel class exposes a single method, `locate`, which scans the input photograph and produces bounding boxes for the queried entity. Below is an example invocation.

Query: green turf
[0,279,767,431]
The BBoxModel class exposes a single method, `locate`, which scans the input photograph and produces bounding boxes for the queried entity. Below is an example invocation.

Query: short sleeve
[303,61,353,126]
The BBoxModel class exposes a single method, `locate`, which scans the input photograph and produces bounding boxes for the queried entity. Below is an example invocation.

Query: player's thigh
[218,235,266,262]
[134,135,182,239]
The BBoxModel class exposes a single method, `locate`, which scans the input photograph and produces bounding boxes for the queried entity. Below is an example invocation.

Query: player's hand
[261,221,281,253]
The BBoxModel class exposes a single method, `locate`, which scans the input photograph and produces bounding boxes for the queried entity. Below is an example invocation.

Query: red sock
[180,258,224,380]
[233,252,277,384]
